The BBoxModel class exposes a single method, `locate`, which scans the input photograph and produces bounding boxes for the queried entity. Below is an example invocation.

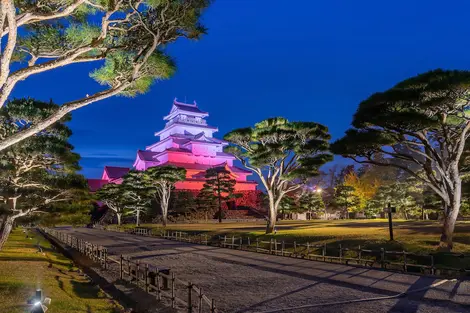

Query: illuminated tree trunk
[0,215,7,234]
[217,174,222,223]
[266,190,283,234]
[116,213,122,226]
[439,184,461,250]
[159,184,171,227]
[0,215,13,250]
[136,210,140,227]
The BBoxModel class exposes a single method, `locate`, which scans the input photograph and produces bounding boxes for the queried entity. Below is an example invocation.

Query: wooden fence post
[430,255,435,275]
[403,251,407,272]
[247,237,251,248]
[171,273,176,308]
[120,255,123,280]
[358,245,361,264]
[187,282,193,313]
[156,270,161,300]
[256,238,259,252]
[145,264,149,293]
[323,244,326,261]
[274,239,277,255]
[127,257,130,280]
[380,248,385,268]
[211,299,216,313]
[231,236,235,249]
[281,241,285,256]
[198,287,203,313]
[294,241,297,256]
[306,242,310,258]
[339,244,343,262]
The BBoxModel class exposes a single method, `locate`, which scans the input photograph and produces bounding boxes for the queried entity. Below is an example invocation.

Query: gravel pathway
[59,227,470,313]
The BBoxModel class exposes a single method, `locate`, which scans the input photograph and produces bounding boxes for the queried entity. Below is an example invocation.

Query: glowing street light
[29,289,51,313]
[315,188,322,193]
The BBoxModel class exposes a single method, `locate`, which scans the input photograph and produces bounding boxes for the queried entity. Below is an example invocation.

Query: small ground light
[29,289,51,313]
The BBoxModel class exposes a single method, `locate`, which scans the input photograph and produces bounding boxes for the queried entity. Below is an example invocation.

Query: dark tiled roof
[87,179,108,192]
[174,102,207,114]
[137,150,160,162]
[104,166,130,179]
[167,147,192,153]
[172,138,191,145]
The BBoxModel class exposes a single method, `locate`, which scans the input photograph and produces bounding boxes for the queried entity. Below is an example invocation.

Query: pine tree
[0,99,86,249]
[298,190,325,218]
[201,166,237,223]
[140,166,186,226]
[121,171,151,226]
[95,184,127,225]
[0,0,211,151]
[331,70,470,249]
[333,185,360,219]
[224,117,332,233]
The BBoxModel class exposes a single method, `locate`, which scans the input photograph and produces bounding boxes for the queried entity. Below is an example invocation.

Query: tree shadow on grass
[0,281,26,295]
[71,279,105,299]
[452,235,470,246]
[0,256,68,267]
[318,238,405,251]
[55,275,65,292]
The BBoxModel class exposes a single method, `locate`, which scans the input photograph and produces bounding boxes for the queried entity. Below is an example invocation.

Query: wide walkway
[59,227,470,313]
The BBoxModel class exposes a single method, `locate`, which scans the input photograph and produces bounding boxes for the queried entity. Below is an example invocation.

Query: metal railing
[41,227,218,313]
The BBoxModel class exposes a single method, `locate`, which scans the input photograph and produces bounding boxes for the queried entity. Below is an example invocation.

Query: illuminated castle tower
[133,99,257,190]
[88,99,257,192]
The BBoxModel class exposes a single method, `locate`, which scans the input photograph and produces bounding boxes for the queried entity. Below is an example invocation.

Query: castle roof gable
[104,166,130,179]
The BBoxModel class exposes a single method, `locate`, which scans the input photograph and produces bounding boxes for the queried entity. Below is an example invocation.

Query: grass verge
[119,219,470,253]
[0,228,124,313]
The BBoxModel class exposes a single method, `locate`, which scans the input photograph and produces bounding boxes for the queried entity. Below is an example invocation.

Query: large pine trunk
[162,214,167,227]
[438,172,463,251]
[265,216,276,234]
[136,210,140,226]
[265,192,277,234]
[0,214,7,234]
[439,202,460,250]
[0,216,14,250]
[161,190,170,227]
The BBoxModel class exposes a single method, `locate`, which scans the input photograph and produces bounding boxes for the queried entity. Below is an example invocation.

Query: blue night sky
[10,0,470,178]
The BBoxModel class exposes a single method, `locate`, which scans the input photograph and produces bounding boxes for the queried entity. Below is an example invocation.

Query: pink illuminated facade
[88,100,258,192]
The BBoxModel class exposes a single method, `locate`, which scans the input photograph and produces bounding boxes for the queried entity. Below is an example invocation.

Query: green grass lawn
[0,228,123,313]
[127,219,470,253]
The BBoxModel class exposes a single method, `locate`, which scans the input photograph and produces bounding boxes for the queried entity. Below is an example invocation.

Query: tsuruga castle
[88,99,262,214]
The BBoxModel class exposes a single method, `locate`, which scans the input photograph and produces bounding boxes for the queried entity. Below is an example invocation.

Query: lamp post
[315,187,326,220]
[385,203,396,241]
